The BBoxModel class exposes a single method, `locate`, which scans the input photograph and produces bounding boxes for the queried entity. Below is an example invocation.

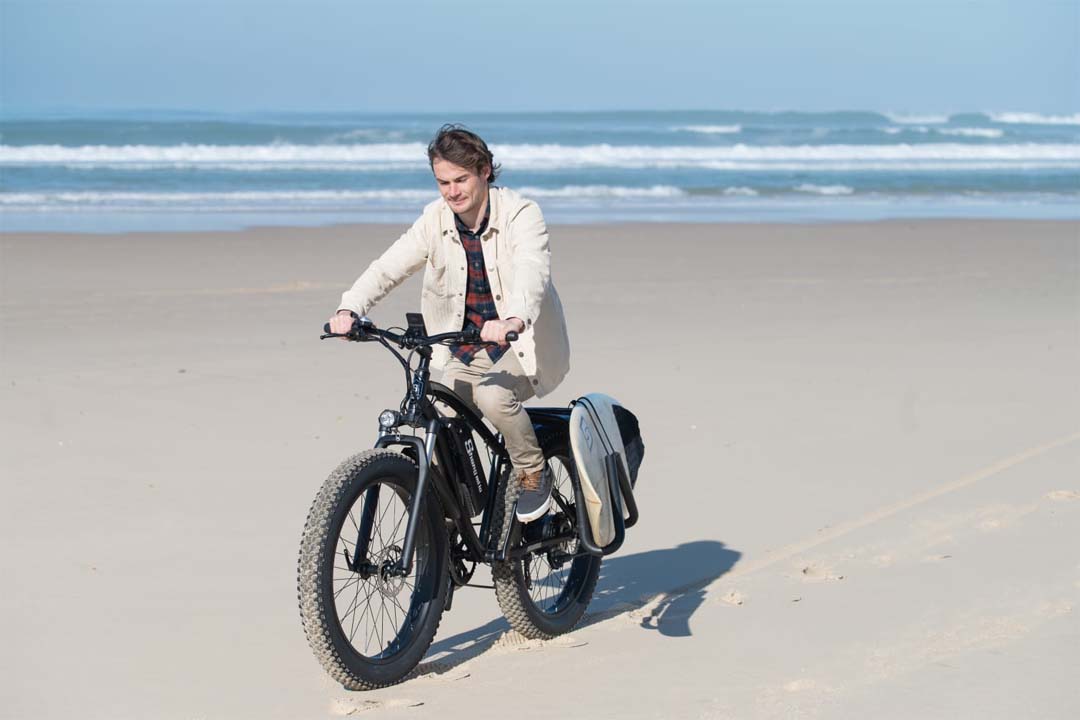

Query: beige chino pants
[440,350,545,477]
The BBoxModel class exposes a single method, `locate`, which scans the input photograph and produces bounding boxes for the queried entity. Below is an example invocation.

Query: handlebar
[321,317,518,348]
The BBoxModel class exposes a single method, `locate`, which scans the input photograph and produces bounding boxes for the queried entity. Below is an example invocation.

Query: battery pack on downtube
[443,417,488,517]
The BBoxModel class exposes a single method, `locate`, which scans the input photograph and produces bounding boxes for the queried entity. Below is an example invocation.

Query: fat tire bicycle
[297,314,602,690]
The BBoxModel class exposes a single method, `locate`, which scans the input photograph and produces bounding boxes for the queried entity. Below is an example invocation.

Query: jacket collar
[441,186,501,237]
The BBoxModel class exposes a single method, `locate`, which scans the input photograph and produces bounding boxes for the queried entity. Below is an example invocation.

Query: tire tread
[297,449,446,691]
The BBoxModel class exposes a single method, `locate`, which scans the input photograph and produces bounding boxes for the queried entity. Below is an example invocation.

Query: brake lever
[321,314,376,341]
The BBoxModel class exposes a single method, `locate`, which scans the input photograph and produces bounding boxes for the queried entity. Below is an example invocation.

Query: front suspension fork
[346,483,381,574]
[351,420,439,578]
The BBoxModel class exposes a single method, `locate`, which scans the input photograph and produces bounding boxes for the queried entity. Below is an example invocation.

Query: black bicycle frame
[335,320,609,580]
[354,340,562,578]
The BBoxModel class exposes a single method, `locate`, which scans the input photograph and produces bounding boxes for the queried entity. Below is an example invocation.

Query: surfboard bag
[569,394,643,554]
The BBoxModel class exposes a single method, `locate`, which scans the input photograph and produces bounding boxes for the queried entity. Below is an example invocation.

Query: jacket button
[518,352,524,357]
[532,379,538,386]
[495,294,501,300]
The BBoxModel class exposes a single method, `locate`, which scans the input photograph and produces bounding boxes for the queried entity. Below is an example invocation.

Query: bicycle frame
[350,339,582,581]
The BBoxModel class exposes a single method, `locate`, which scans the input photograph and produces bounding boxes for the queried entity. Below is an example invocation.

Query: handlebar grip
[461,328,517,344]
[324,323,332,334]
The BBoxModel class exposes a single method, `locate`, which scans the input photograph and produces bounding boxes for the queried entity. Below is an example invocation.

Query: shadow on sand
[413,540,740,677]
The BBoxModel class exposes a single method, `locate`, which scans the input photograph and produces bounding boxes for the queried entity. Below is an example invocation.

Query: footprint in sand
[974,503,1039,531]
[331,698,425,715]
[409,659,474,682]
[797,562,845,582]
[491,630,587,653]
[719,590,745,606]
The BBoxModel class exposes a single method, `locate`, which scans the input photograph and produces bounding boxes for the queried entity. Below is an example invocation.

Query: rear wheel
[297,450,449,690]
[492,435,602,639]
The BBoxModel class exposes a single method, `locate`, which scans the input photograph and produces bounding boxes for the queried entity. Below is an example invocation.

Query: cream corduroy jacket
[338,187,570,398]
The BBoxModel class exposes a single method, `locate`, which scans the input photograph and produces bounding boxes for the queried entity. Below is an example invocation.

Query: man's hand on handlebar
[328,309,360,337]
[480,317,525,345]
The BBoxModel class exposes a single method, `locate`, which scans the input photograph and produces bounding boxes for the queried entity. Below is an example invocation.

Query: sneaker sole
[515,495,552,523]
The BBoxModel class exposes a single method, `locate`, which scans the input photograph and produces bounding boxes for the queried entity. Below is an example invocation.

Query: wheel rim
[331,479,431,660]
[522,454,591,615]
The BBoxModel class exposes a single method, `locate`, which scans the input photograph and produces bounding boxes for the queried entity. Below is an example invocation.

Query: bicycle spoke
[387,504,409,546]
[339,581,367,642]
[382,595,395,651]
[389,587,409,615]
[373,595,386,656]
[348,578,380,643]
[360,587,381,652]
[346,506,360,536]
[334,574,362,599]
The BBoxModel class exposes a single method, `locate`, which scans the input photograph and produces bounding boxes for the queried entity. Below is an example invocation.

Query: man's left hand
[480,317,525,345]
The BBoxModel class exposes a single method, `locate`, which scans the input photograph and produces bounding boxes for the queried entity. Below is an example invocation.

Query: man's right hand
[328,310,358,336]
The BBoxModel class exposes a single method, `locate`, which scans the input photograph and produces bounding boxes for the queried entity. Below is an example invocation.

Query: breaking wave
[673,125,743,134]
[794,184,855,195]
[3,142,1078,171]
[0,185,687,208]
[989,112,1080,126]
[884,113,950,125]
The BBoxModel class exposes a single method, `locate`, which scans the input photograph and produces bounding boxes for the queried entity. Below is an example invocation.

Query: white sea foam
[3,142,1078,170]
[325,128,407,142]
[795,184,855,196]
[990,112,1080,126]
[0,190,436,206]
[722,186,758,196]
[517,185,684,198]
[884,112,950,124]
[939,127,1005,138]
[0,185,685,208]
[674,124,742,134]
[0,142,428,165]
[883,126,1004,138]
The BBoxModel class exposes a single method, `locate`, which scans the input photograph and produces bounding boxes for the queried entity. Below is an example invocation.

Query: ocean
[1,110,1078,231]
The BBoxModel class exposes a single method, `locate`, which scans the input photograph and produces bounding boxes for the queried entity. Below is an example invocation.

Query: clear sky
[1,0,1077,115]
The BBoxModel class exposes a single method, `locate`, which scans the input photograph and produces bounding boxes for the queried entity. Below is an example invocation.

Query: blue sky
[2,0,1077,114]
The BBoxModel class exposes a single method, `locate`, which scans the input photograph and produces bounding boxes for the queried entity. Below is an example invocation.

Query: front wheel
[492,435,602,639]
[297,450,449,690]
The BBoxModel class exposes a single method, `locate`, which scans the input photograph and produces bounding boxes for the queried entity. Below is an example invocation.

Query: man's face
[432,157,489,218]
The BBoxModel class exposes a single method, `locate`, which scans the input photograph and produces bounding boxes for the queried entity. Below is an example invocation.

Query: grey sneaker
[515,466,553,523]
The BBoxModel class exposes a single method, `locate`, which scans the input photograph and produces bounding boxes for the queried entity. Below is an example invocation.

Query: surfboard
[569,393,633,547]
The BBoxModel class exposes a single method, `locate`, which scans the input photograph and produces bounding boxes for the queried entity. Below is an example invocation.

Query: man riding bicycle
[328,124,570,523]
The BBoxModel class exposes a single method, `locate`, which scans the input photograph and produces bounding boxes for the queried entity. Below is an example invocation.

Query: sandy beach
[2,219,1078,719]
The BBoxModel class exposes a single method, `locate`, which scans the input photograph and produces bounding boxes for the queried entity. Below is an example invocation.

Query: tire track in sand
[715,429,1080,586]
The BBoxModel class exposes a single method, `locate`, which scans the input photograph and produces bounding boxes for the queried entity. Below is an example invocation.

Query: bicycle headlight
[378,410,399,429]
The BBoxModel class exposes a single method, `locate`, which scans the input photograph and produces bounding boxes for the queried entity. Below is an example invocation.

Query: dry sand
[2,220,1078,719]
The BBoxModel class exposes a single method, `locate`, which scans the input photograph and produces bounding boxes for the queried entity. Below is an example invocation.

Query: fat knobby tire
[491,434,602,639]
[297,449,449,690]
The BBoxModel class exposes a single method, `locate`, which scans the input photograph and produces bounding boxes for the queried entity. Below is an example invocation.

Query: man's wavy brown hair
[427,124,500,183]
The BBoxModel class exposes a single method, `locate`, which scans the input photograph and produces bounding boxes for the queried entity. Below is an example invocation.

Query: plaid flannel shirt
[451,203,508,365]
